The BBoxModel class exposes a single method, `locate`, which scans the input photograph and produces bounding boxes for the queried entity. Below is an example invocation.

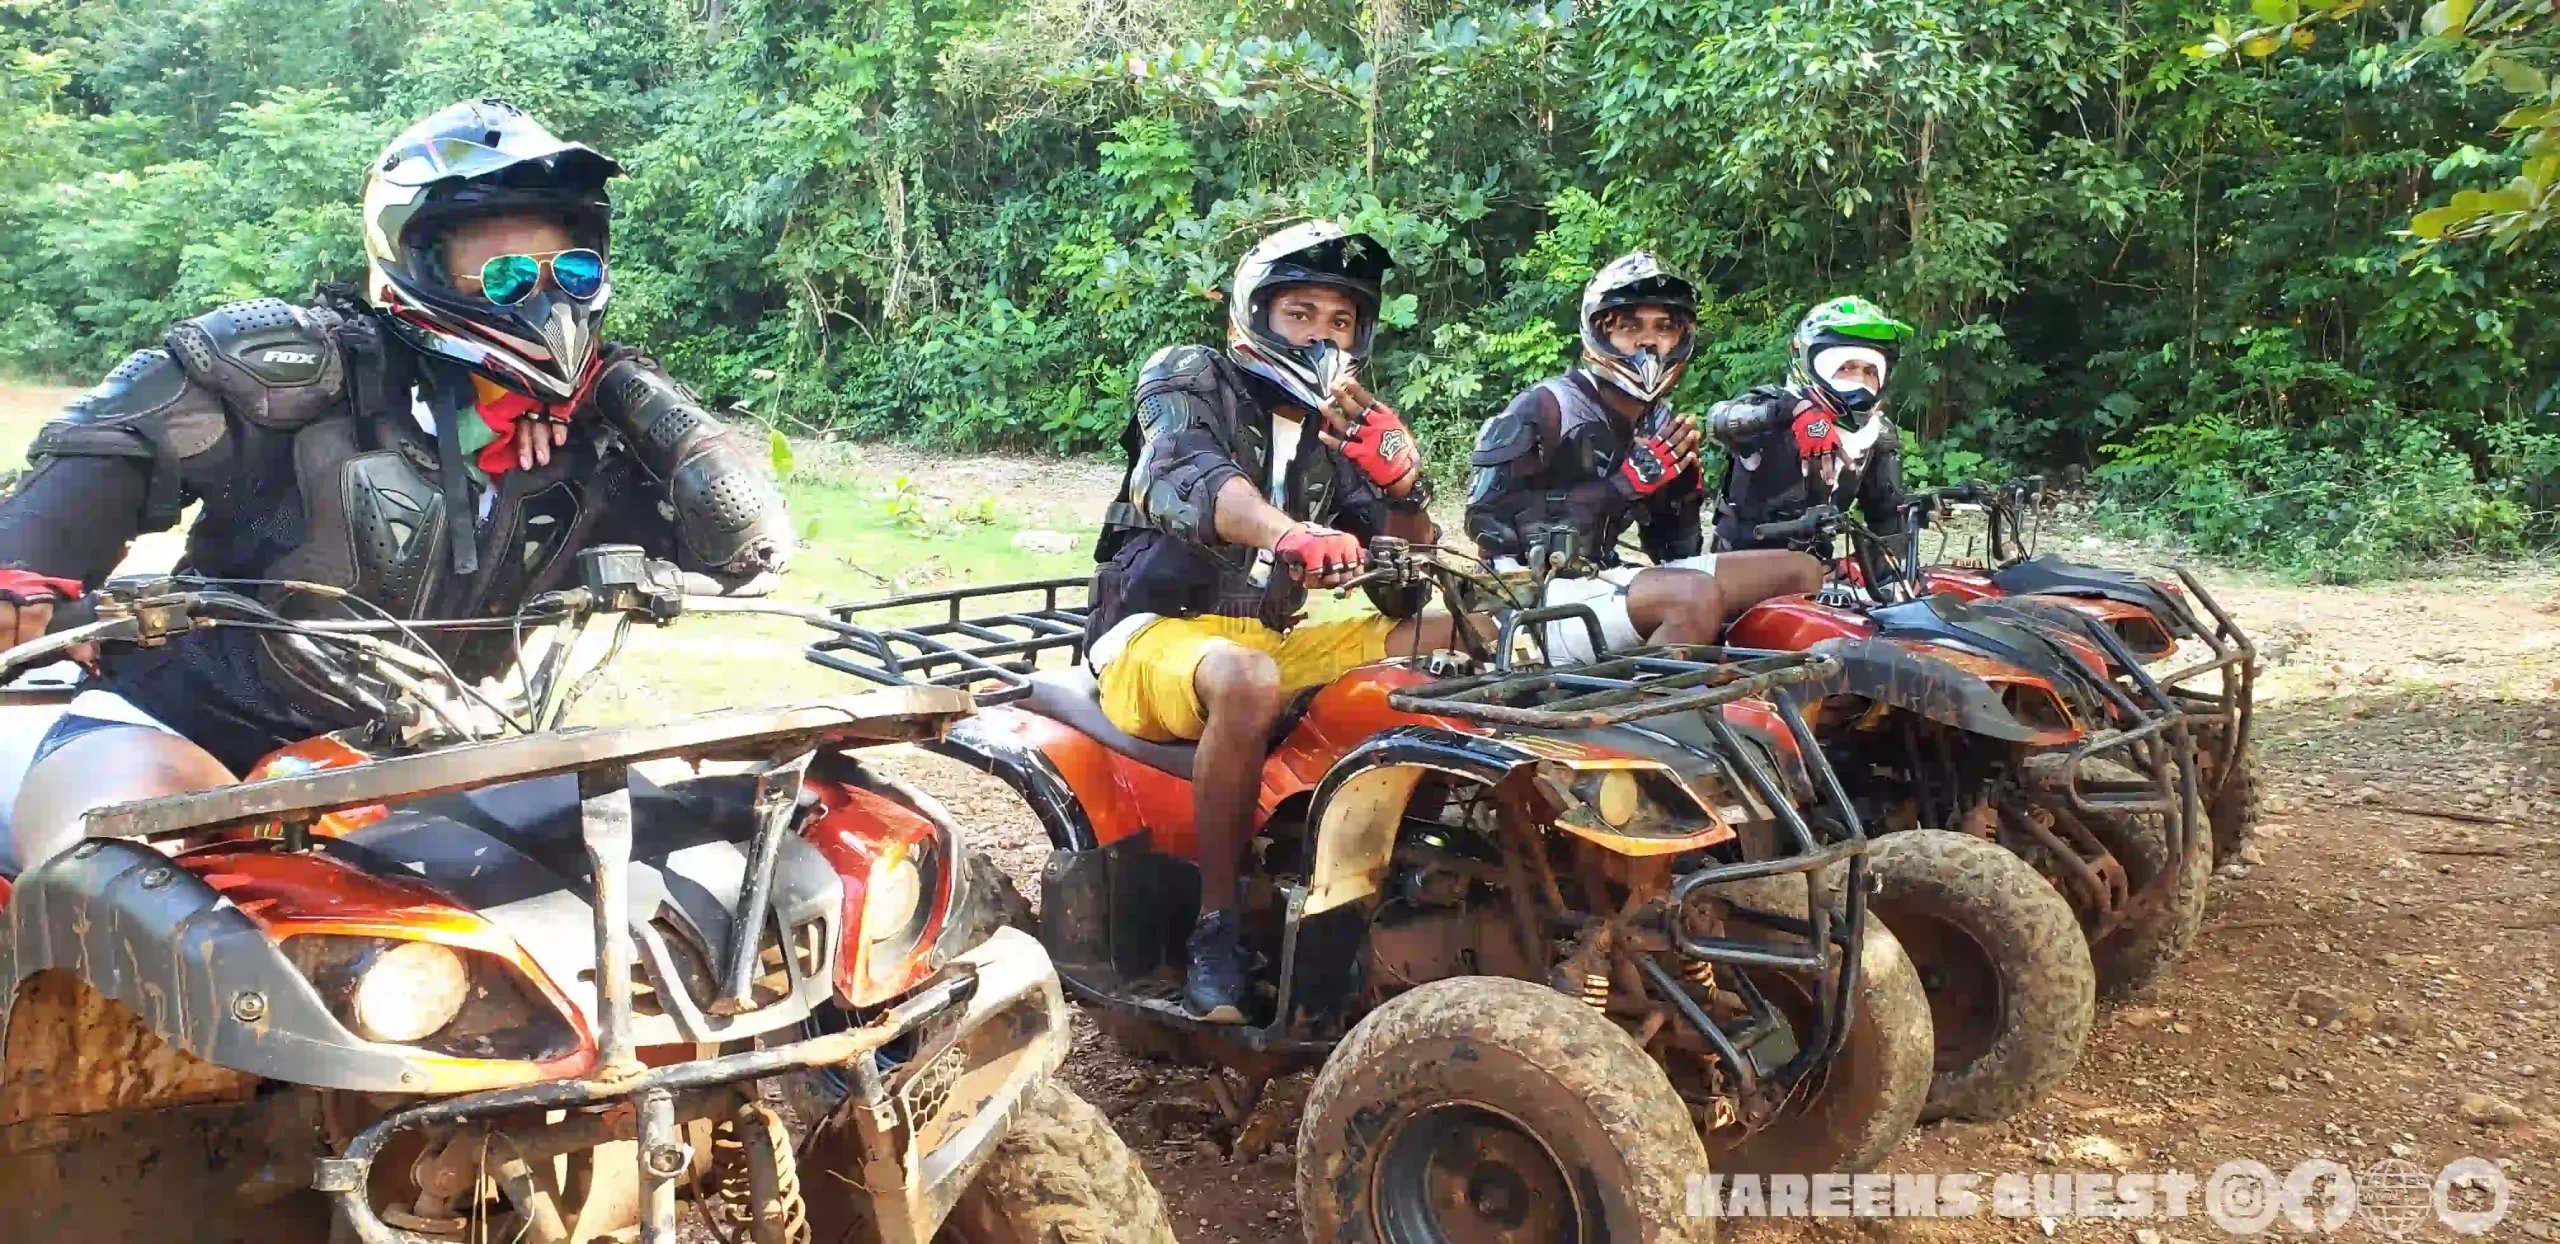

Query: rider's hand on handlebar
[0,569,93,662]
[1275,522,1365,588]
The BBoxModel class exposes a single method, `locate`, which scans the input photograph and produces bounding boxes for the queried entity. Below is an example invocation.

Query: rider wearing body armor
[1704,296,1915,556]
[1465,253,1822,660]
[0,99,792,873]
[1089,221,1476,1021]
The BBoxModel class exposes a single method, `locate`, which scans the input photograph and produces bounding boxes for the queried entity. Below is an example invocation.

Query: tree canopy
[1,0,2553,579]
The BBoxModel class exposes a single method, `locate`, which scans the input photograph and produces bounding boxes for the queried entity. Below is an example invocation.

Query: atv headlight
[348,941,470,1044]
[863,847,926,946]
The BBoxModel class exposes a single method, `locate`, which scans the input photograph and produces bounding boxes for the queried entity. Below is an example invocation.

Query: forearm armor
[596,355,793,584]
[1704,388,1796,447]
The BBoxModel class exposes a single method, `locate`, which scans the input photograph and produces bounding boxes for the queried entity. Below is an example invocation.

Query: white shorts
[0,689,181,847]
[1526,553,1719,665]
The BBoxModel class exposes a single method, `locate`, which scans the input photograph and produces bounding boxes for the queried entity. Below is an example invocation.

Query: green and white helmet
[1789,296,1913,417]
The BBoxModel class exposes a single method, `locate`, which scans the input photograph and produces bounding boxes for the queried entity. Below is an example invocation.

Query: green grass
[573,470,1102,720]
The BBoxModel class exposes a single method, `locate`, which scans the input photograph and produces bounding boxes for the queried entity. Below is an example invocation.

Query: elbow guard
[30,348,230,531]
[596,355,792,582]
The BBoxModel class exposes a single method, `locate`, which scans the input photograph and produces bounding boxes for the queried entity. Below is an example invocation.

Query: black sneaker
[1183,909,1249,1023]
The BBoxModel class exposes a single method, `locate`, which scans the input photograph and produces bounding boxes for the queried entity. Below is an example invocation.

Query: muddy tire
[2084,812,2211,1000]
[932,1078,1176,1244]
[2206,739,2261,868]
[1866,830,2095,1123]
[1298,975,1710,1244]
[1703,874,1933,1176]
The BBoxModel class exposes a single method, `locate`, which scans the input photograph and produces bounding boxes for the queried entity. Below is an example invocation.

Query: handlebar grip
[1751,514,1822,542]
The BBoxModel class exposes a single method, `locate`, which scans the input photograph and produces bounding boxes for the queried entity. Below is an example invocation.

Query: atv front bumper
[316,925,1069,1244]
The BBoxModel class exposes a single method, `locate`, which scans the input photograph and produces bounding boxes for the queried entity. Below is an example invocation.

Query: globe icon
[2359,1159,2433,1238]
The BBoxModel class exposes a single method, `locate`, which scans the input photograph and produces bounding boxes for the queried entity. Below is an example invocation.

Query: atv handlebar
[1751,507,1842,544]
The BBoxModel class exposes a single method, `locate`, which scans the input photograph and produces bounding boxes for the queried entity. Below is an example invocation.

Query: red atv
[818,538,1939,1236]
[1903,477,2260,866]
[0,550,1171,1244]
[1725,500,2207,1121]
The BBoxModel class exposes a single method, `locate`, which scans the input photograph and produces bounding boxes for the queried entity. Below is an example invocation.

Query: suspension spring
[1581,971,1611,1012]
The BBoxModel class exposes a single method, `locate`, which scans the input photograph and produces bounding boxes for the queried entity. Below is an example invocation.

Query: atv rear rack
[806,577,1091,704]
[1386,647,1841,730]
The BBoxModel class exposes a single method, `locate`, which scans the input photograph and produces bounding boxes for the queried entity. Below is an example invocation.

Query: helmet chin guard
[1580,251,1698,403]
[1226,220,1393,409]
[362,98,620,403]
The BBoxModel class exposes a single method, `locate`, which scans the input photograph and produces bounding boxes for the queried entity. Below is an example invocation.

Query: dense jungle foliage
[1,0,2555,579]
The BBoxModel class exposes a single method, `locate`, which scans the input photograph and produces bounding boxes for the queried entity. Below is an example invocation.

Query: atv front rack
[806,577,1091,705]
[1387,647,1840,730]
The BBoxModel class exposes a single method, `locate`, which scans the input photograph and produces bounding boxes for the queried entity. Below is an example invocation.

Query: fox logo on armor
[261,350,320,366]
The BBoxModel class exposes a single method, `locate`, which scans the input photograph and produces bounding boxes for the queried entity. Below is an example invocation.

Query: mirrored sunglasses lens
[480,254,541,305]
[552,249,605,299]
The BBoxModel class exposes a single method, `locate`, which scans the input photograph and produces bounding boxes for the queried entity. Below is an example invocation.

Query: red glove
[1793,407,1843,461]
[1273,523,1364,584]
[0,568,83,606]
[1333,402,1422,492]
[1614,434,1686,499]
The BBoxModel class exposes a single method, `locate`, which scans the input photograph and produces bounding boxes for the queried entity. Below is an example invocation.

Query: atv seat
[1024,668,1199,780]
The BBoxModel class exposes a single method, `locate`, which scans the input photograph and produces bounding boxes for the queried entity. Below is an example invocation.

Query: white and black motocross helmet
[1226,220,1394,409]
[1580,251,1698,403]
[362,98,621,403]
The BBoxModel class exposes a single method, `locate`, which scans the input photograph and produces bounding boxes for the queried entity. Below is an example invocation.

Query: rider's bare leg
[10,728,236,871]
[1384,611,1493,655]
[1190,644,1286,916]
[1626,551,1827,645]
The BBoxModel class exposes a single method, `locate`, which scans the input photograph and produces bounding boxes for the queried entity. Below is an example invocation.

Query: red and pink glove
[1333,402,1422,493]
[1614,434,1686,499]
[0,567,84,607]
[1273,523,1364,584]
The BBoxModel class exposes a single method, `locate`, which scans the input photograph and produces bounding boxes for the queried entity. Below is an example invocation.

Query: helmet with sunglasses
[362,98,621,403]
[1789,296,1913,419]
[1226,220,1394,410]
[1580,251,1698,403]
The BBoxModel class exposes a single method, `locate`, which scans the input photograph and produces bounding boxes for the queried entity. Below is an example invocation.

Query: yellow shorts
[1098,613,1399,742]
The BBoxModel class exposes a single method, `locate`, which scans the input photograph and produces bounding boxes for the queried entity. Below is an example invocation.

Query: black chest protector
[1465,374,1661,567]
[82,297,642,730]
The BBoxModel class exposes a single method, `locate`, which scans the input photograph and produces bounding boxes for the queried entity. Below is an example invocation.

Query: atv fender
[1989,555,2196,636]
[931,710,1121,852]
[1801,637,2073,746]
[1302,727,1535,916]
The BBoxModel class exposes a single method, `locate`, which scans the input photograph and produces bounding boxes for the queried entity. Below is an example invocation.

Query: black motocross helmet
[362,98,621,403]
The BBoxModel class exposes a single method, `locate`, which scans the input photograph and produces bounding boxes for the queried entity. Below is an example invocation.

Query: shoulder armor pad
[42,349,226,460]
[1468,400,1540,467]
[1135,344,1223,399]
[166,298,349,429]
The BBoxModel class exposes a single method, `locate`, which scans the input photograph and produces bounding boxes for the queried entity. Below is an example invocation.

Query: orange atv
[1908,477,2259,865]
[0,549,1172,1244]
[818,537,1939,1238]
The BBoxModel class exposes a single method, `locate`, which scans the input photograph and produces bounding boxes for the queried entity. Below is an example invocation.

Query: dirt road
[0,377,2550,1239]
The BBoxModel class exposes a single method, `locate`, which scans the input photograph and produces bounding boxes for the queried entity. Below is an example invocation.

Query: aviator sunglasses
[464,248,605,306]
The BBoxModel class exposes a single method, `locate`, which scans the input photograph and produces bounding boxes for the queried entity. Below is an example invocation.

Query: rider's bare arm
[1206,475,1301,551]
